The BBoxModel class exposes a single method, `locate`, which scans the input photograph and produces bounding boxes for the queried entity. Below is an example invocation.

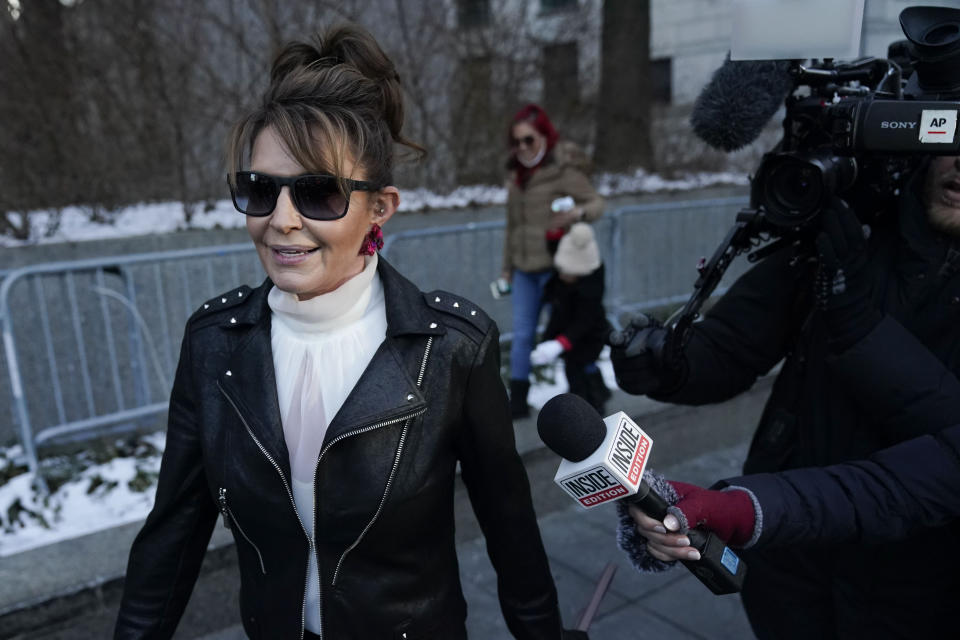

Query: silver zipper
[330,414,417,585]
[219,488,267,574]
[218,383,311,640]
[416,336,433,387]
[331,337,433,586]
[217,487,231,530]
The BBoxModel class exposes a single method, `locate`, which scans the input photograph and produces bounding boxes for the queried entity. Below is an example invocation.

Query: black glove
[608,313,684,396]
[814,198,881,353]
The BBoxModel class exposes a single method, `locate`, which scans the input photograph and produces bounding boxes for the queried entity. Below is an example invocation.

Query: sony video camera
[752,5,960,233]
[636,5,960,367]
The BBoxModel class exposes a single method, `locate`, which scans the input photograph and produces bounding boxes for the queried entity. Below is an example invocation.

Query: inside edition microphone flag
[538,394,746,595]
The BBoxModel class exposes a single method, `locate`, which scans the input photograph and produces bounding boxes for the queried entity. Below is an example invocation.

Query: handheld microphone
[537,393,746,595]
[690,54,795,152]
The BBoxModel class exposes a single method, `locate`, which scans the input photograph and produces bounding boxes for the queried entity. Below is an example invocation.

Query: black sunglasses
[510,135,536,148]
[228,171,379,221]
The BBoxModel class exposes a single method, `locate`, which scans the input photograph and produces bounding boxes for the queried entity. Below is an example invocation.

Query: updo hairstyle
[227,23,424,195]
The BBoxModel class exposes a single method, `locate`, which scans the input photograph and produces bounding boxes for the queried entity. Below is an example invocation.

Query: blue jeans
[509,269,553,381]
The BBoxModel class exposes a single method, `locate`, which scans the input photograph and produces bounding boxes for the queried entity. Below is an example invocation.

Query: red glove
[667,480,756,547]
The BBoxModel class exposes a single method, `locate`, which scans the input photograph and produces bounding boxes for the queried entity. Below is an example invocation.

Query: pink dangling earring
[359,223,384,256]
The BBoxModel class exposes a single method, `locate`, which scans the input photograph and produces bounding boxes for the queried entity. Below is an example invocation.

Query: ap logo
[919,110,958,143]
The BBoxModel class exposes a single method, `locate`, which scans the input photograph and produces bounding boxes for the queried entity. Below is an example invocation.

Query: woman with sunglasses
[116,24,568,640]
[502,104,604,418]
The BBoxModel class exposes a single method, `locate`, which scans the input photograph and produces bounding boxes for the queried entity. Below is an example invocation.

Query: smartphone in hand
[490,277,512,299]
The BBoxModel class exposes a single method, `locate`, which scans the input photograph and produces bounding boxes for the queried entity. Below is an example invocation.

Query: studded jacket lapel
[216,284,292,484]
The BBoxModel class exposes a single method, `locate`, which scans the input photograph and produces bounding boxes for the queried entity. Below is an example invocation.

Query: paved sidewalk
[1,381,769,639]
[457,439,754,640]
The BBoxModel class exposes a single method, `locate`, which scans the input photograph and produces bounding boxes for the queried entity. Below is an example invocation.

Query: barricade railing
[0,196,749,481]
[381,196,749,330]
[0,244,264,486]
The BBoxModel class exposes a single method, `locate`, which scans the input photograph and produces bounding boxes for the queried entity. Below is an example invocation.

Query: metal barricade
[381,219,514,334]
[0,197,750,479]
[605,196,750,318]
[0,244,265,481]
[381,196,750,327]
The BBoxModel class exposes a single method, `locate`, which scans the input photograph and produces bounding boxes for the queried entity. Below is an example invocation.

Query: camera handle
[663,207,779,365]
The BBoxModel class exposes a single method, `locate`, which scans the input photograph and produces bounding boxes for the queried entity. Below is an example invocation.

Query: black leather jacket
[115,257,562,640]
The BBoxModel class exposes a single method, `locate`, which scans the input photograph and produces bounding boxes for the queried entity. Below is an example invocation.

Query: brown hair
[226,24,424,193]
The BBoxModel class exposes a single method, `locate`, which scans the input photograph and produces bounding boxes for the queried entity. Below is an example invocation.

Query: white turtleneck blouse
[267,253,386,633]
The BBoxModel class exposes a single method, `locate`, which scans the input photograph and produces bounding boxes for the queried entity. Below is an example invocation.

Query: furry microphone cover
[690,55,795,152]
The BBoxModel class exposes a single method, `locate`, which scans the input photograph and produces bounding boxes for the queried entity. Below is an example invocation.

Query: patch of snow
[400,185,508,212]
[595,169,749,197]
[528,347,617,410]
[0,432,165,557]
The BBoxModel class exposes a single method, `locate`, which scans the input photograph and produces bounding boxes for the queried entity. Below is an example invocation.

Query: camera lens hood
[754,152,857,230]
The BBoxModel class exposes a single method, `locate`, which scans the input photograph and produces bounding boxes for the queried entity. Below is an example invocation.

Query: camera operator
[611,152,960,638]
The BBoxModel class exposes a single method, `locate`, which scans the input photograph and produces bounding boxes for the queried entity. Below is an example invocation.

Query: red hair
[508,103,558,150]
[508,103,558,187]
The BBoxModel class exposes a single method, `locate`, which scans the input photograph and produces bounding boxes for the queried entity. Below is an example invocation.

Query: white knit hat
[554,222,601,276]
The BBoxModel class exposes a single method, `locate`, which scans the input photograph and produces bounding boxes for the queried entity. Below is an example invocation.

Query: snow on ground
[0,356,617,556]
[0,171,746,248]
[594,168,748,196]
[0,432,164,556]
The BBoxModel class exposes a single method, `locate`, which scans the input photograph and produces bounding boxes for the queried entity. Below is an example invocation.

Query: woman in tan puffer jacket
[501,104,604,417]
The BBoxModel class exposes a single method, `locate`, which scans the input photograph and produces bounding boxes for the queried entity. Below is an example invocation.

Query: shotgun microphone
[690,54,794,152]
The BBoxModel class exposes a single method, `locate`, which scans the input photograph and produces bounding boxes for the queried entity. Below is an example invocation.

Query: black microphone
[690,54,795,152]
[538,394,746,595]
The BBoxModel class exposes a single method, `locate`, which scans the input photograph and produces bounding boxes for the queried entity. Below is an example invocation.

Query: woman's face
[511,121,546,166]
[245,125,397,300]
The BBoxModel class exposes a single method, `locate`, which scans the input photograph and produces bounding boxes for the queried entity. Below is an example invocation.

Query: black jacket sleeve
[722,423,960,548]
[457,324,563,640]
[827,314,960,440]
[115,330,218,639]
[655,246,808,405]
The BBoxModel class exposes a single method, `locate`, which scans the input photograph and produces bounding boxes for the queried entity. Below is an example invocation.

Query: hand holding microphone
[538,393,746,595]
[629,481,758,563]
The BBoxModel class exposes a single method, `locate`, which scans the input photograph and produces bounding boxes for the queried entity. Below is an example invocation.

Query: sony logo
[880,121,918,129]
